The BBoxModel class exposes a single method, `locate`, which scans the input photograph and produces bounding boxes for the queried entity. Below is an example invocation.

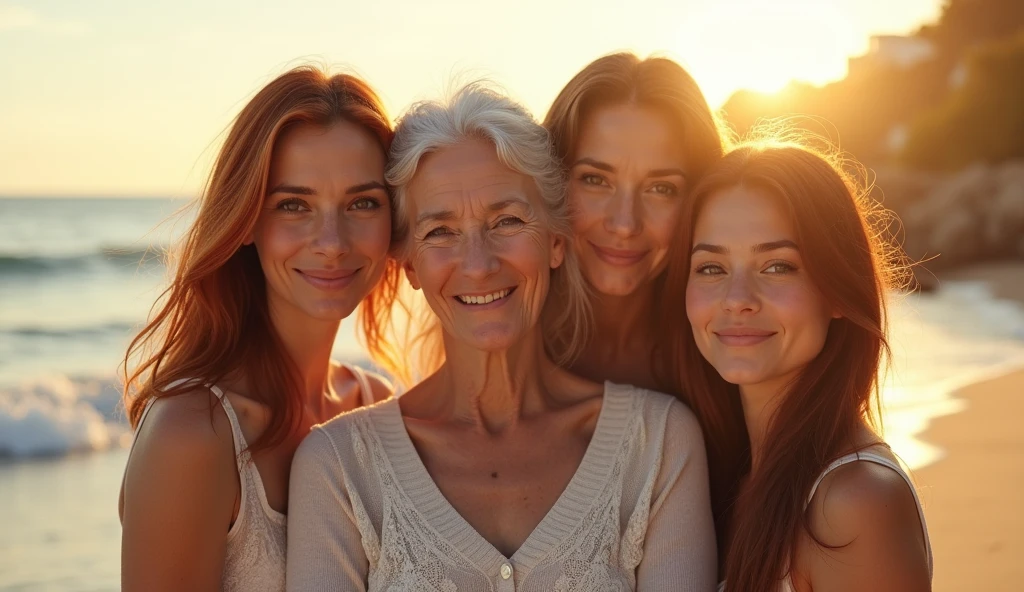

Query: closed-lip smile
[589,242,649,266]
[296,267,360,290]
[714,327,776,346]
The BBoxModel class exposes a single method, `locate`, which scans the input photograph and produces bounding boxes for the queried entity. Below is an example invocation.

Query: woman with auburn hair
[542,52,727,393]
[666,139,933,591]
[118,65,400,592]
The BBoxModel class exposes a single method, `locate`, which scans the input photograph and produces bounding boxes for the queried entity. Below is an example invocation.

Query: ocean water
[1,196,1023,590]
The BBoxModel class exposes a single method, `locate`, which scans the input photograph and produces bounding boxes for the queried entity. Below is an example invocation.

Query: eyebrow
[266,180,386,196]
[571,158,686,179]
[691,239,800,255]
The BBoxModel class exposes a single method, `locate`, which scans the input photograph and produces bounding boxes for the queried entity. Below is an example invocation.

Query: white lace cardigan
[285,383,717,592]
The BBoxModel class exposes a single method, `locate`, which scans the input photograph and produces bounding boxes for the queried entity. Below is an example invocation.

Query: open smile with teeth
[455,288,513,305]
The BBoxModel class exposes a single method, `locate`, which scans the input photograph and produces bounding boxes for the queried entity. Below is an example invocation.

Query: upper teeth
[457,289,511,305]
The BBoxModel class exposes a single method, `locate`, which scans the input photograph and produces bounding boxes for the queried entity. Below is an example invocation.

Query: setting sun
[676,0,865,107]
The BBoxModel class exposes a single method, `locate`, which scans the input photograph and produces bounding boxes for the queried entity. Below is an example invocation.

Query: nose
[603,186,641,238]
[311,211,351,259]
[722,272,760,314]
[460,231,500,280]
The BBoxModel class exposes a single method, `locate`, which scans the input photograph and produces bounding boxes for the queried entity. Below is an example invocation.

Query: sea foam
[0,375,127,458]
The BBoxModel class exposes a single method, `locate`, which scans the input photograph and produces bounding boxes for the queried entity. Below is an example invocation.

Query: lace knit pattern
[286,382,718,591]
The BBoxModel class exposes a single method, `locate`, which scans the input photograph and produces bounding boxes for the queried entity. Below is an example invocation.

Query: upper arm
[120,392,238,592]
[636,399,717,591]
[797,461,931,592]
[286,427,369,591]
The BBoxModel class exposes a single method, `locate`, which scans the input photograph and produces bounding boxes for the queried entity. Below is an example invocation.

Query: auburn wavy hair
[543,52,729,390]
[663,137,907,588]
[122,65,400,453]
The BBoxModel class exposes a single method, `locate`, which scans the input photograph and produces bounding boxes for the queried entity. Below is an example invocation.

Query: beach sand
[916,260,1024,591]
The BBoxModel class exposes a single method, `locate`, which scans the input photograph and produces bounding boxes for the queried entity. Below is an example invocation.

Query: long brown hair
[543,52,730,390]
[664,138,906,589]
[122,65,400,452]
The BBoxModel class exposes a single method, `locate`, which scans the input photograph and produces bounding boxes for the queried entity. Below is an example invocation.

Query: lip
[714,327,776,346]
[296,268,360,291]
[588,242,649,267]
[452,287,516,310]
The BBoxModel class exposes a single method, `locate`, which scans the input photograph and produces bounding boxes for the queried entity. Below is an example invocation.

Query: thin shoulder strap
[206,385,248,465]
[345,364,376,408]
[807,450,934,576]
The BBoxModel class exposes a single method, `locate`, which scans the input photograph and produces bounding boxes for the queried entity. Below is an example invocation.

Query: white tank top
[125,364,377,592]
[718,447,933,592]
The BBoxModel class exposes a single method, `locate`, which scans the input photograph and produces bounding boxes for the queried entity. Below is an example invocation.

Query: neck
[738,380,788,474]
[589,281,656,350]
[268,298,340,408]
[434,328,557,434]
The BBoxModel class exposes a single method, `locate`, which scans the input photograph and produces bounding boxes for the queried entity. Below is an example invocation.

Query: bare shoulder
[363,370,394,403]
[134,389,236,454]
[121,390,237,517]
[809,458,922,546]
[799,457,931,590]
[331,361,395,406]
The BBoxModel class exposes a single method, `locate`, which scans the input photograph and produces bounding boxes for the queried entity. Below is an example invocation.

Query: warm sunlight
[677,0,864,107]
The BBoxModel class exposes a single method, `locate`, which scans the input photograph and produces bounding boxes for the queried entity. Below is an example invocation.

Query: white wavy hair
[385,81,591,368]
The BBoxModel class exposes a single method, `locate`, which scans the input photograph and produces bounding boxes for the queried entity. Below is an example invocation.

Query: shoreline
[914,260,1024,590]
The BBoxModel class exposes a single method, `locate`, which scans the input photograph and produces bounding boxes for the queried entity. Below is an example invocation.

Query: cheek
[569,188,603,233]
[254,219,306,263]
[768,284,833,345]
[685,283,716,329]
[347,215,392,259]
[645,201,684,251]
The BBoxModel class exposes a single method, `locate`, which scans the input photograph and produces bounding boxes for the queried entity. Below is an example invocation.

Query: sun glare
[676,0,865,107]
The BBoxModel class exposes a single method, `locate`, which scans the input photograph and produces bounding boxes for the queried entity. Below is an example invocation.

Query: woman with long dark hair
[119,65,400,591]
[666,139,933,591]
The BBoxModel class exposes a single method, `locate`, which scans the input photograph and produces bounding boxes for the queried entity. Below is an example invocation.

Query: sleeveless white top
[125,364,377,592]
[718,447,933,592]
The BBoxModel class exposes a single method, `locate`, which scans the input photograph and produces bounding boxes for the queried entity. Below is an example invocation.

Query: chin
[302,300,360,322]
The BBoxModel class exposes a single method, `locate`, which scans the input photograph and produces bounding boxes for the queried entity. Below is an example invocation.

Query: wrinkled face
[403,138,564,352]
[250,121,391,322]
[568,104,688,296]
[686,185,836,395]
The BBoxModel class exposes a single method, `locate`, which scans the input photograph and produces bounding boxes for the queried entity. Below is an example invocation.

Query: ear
[403,260,422,291]
[549,234,565,270]
[832,308,843,319]
[243,233,254,246]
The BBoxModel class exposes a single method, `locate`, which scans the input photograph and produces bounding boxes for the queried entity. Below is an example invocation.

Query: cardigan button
[500,563,513,580]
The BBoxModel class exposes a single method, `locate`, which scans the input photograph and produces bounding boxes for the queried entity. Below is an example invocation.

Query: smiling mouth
[714,330,776,346]
[589,242,649,266]
[296,268,360,290]
[454,288,514,305]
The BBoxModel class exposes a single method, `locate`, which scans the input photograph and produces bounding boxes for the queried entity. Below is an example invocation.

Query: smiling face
[402,138,564,352]
[250,120,391,323]
[568,104,688,297]
[686,184,836,396]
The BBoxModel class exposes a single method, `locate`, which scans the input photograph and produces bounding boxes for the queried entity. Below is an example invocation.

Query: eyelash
[693,261,799,275]
[579,174,679,196]
[274,197,381,213]
[275,198,307,213]
[496,216,525,228]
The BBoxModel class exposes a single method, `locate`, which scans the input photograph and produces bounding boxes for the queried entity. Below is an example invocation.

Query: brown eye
[350,197,381,211]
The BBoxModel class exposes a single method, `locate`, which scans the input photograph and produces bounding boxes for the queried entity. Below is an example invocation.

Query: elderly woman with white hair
[285,83,716,591]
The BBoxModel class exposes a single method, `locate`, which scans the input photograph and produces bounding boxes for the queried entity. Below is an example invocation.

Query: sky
[0,0,943,197]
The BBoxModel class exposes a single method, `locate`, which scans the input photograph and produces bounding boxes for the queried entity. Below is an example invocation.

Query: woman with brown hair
[543,52,727,393]
[667,138,932,591]
[118,65,401,591]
